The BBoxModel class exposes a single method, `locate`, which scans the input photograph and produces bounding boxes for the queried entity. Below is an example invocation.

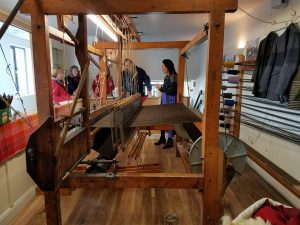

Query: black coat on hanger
[259,23,300,102]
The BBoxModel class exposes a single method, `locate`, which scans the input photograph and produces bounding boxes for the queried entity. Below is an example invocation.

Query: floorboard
[8,134,290,225]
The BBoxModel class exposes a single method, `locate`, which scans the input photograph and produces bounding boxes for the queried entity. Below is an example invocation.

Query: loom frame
[19,1,238,224]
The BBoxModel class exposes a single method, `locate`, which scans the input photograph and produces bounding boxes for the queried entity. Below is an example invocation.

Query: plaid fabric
[288,67,300,109]
[0,100,93,163]
[0,113,38,163]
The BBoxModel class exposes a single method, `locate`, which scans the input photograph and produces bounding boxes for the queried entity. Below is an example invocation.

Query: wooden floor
[8,134,290,225]
[223,166,290,218]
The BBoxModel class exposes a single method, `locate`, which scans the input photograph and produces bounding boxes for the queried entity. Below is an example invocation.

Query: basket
[0,107,11,125]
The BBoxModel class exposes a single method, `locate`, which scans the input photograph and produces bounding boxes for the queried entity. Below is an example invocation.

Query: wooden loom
[18,1,238,225]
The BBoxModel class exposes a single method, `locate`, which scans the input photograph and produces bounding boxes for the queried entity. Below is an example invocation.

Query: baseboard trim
[0,185,36,225]
[247,158,300,208]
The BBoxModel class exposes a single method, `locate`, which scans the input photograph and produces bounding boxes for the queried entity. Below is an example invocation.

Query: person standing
[92,65,115,97]
[51,67,71,104]
[154,59,177,149]
[122,58,152,98]
[66,65,80,95]
[105,65,115,96]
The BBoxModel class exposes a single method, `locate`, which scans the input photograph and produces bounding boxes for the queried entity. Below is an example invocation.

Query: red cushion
[286,217,300,225]
[284,207,300,218]
[253,206,287,225]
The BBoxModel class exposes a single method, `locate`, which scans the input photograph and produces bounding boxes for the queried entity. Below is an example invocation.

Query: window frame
[10,45,29,96]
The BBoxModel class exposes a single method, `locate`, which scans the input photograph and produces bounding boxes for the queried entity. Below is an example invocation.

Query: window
[10,46,30,96]
[145,81,163,97]
[52,47,63,68]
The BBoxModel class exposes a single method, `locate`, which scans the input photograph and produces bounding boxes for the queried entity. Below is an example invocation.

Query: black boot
[154,131,166,145]
[163,138,173,149]
[154,136,166,145]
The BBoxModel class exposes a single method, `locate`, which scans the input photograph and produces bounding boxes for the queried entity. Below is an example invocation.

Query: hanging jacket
[122,66,152,96]
[252,32,278,97]
[288,67,300,109]
[259,23,300,102]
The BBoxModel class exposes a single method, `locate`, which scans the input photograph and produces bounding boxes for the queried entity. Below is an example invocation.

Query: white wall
[184,41,208,112]
[50,39,100,97]
[224,0,300,207]
[0,153,36,225]
[0,26,36,225]
[123,49,179,81]
[0,30,36,112]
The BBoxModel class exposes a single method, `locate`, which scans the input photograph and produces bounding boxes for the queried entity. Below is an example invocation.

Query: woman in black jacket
[66,65,80,95]
[154,59,177,149]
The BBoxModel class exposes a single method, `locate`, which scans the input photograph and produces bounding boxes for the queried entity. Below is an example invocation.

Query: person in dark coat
[66,65,80,95]
[259,23,300,102]
[252,32,278,98]
[122,58,152,97]
[154,59,177,149]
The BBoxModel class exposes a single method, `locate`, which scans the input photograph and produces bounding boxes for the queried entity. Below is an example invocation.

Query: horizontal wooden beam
[193,122,203,133]
[139,124,175,131]
[66,172,203,189]
[87,46,104,57]
[0,10,31,32]
[93,41,189,50]
[247,146,300,198]
[21,0,238,14]
[0,0,25,40]
[180,30,207,55]
[49,26,103,57]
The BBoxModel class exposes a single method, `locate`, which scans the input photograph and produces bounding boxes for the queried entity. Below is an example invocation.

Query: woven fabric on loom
[0,113,38,163]
[93,103,202,128]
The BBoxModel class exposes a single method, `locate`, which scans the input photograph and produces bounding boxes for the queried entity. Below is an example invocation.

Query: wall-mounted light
[88,15,118,42]
[237,38,246,49]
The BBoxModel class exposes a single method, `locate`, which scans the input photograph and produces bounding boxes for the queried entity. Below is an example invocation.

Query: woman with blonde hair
[51,67,71,104]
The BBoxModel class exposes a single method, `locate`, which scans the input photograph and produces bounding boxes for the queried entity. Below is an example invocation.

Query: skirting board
[0,185,36,225]
[247,158,300,208]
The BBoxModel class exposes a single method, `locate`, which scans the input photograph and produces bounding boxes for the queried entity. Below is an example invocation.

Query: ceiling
[0,0,264,42]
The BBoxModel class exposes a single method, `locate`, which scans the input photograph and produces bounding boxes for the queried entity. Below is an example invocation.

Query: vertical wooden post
[56,15,66,31]
[75,15,91,148]
[177,55,186,103]
[31,12,53,124]
[99,56,107,105]
[176,54,186,155]
[117,35,123,98]
[31,6,61,225]
[232,55,245,137]
[202,2,226,225]
[44,191,62,225]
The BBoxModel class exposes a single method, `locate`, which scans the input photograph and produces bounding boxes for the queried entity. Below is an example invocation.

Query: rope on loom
[92,20,101,107]
[0,43,33,129]
[183,55,191,100]
[61,29,72,113]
